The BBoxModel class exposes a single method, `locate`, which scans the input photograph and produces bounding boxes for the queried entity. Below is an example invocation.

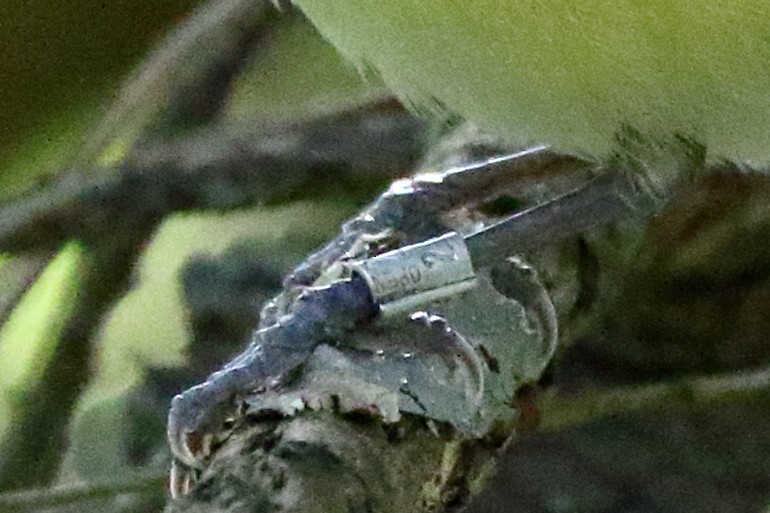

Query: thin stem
[539,366,770,432]
[0,469,167,511]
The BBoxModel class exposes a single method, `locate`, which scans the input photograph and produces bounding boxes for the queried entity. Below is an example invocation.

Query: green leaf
[0,243,84,444]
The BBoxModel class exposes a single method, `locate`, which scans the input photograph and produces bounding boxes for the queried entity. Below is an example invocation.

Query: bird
[290,0,770,200]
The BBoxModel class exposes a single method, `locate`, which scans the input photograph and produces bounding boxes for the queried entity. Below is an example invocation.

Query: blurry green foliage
[0,243,84,444]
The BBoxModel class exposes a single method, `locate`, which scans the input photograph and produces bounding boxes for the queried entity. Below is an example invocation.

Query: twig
[0,468,167,511]
[540,366,770,432]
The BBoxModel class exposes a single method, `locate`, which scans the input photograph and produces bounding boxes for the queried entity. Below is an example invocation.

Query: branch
[0,102,424,254]
[539,366,770,433]
[75,0,285,166]
[166,366,770,512]
[0,468,166,511]
[2,369,766,510]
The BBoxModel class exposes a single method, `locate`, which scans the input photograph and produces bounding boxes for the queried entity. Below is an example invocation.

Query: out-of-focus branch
[75,0,285,166]
[539,366,770,433]
[0,102,425,254]
[0,469,167,512]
